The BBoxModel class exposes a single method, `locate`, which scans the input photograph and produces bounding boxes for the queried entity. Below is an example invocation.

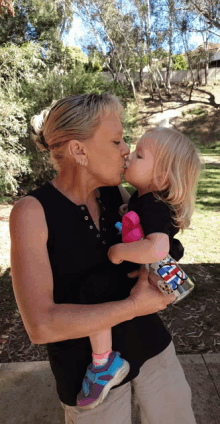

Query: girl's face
[124,136,157,195]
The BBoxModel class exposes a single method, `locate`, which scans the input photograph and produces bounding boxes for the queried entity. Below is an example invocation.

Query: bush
[0,42,136,195]
[172,54,187,71]
[0,92,31,195]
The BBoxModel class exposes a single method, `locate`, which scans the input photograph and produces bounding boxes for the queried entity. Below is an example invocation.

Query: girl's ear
[154,172,168,191]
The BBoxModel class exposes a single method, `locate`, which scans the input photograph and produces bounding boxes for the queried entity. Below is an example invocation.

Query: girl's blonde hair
[143,127,201,230]
[30,93,124,170]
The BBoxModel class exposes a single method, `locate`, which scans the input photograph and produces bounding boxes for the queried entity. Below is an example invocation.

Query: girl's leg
[61,381,132,424]
[132,341,197,424]
[90,328,112,366]
[77,328,130,409]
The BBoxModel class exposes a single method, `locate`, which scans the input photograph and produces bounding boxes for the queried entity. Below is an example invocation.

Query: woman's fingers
[127,268,141,278]
[129,266,175,317]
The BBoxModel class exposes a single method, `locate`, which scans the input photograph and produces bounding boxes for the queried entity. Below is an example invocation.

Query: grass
[182,107,208,117]
[0,196,14,205]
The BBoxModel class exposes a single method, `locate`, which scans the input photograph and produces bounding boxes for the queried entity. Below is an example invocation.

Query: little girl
[77,127,201,410]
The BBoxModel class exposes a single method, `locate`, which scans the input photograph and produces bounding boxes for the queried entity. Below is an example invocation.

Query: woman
[10,93,197,424]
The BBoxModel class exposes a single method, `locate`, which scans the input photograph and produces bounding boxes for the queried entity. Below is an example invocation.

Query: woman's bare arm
[10,197,173,345]
[10,197,135,344]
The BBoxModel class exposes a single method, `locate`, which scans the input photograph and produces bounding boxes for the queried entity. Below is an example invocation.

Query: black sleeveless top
[28,182,171,406]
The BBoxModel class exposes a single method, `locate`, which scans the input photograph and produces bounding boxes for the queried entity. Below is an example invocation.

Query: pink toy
[122,211,144,243]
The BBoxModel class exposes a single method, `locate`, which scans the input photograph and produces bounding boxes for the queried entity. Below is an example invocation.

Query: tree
[74,0,138,98]
[172,53,187,70]
[0,0,14,16]
[133,0,152,88]
[176,1,220,86]
[64,45,87,72]
[186,0,220,31]
[165,0,176,91]
[0,0,73,46]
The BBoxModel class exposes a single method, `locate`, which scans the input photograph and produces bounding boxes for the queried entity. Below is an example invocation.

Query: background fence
[102,68,220,84]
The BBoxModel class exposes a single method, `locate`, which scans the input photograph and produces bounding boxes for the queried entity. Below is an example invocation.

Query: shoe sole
[79,359,130,410]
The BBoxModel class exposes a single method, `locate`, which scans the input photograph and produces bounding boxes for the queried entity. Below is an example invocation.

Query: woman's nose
[122,140,130,156]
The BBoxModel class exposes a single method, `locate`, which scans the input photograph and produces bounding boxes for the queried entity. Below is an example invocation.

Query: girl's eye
[114,141,120,145]
[137,154,142,159]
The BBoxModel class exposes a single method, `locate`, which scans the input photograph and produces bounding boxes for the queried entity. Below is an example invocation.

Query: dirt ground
[134,82,220,143]
[1,82,220,362]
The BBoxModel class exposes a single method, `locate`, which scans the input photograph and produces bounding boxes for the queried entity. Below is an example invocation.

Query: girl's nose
[127,152,133,162]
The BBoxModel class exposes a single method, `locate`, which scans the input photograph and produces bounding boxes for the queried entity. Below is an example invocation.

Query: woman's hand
[128,266,175,317]
[148,268,164,289]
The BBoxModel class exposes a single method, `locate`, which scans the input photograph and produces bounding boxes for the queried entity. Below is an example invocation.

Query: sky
[63,15,220,56]
[63,16,85,48]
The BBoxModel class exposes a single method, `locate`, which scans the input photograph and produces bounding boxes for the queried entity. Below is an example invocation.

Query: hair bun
[30,109,50,151]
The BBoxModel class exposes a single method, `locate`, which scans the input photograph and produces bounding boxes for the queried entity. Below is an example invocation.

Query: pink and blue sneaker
[77,351,130,409]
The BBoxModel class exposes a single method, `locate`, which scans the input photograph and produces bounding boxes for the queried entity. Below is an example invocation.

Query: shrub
[0,42,136,194]
[0,93,31,195]
[172,54,187,71]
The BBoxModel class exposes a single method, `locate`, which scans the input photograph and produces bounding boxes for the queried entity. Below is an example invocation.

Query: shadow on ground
[173,108,220,145]
[160,263,220,354]
[0,263,220,362]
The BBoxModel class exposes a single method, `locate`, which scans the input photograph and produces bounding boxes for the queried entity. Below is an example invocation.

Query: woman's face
[86,111,130,186]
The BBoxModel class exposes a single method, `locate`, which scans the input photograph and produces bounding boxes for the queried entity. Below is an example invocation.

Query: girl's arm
[108,233,169,265]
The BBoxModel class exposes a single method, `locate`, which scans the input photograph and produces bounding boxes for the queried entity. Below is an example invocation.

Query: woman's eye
[137,154,142,159]
[114,141,120,145]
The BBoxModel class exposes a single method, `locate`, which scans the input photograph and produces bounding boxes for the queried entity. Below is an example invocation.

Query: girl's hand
[128,266,175,317]
[108,244,123,265]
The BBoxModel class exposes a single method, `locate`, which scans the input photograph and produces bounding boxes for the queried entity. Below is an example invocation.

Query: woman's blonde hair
[30,93,124,170]
[143,127,201,230]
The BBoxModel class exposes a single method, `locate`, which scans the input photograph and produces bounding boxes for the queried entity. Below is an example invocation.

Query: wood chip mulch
[0,263,220,363]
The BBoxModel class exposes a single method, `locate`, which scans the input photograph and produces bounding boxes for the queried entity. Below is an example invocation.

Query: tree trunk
[124,69,136,99]
[205,62,208,86]
[203,24,209,86]
[139,66,143,88]
[148,67,163,112]
[143,0,152,68]
[139,39,145,89]
[188,80,195,102]
[166,0,174,94]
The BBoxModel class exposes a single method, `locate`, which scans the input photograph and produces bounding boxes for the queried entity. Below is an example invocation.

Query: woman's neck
[52,163,100,205]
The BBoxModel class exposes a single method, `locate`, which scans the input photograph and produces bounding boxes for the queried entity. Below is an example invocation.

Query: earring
[76,157,87,166]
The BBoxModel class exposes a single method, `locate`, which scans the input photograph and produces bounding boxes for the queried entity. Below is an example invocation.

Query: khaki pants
[61,341,197,424]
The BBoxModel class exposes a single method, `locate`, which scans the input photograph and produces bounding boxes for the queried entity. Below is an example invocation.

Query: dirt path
[135,83,220,144]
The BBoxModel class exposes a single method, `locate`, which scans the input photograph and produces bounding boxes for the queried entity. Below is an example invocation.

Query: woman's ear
[67,139,88,167]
